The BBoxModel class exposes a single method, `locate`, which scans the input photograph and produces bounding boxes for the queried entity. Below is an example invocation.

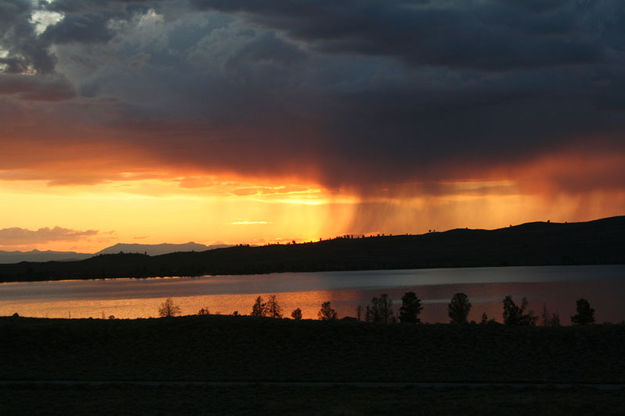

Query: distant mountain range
[0,242,228,264]
[0,250,93,264]
[1,216,624,282]
[96,242,228,256]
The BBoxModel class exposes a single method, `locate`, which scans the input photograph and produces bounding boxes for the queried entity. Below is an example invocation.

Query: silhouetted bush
[479,312,497,325]
[198,307,210,316]
[251,296,265,317]
[571,298,595,325]
[366,294,394,323]
[448,292,471,324]
[291,308,302,320]
[502,296,537,326]
[158,298,181,318]
[541,304,560,327]
[250,295,282,318]
[318,301,338,320]
[399,292,423,323]
[265,295,283,319]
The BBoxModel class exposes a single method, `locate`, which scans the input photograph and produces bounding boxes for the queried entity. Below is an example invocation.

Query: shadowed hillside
[0,216,623,282]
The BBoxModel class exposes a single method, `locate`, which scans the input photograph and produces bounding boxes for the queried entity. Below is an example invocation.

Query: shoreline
[1,216,624,282]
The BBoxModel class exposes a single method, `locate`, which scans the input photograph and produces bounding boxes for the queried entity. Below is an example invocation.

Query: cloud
[0,227,98,246]
[41,12,114,44]
[190,0,616,71]
[0,0,152,74]
[0,74,74,101]
[0,0,623,201]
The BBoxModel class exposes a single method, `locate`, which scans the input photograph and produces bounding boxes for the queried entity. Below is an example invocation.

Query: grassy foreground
[2,315,625,383]
[2,384,625,416]
[2,315,624,415]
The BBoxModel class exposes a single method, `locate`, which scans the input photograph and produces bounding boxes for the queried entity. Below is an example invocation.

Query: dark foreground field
[2,315,625,414]
[3,384,625,416]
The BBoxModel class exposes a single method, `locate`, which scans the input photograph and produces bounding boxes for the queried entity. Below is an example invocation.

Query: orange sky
[1,108,623,253]
[1,151,624,253]
[2,2,625,252]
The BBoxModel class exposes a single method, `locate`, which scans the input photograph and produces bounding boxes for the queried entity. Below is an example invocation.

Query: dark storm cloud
[43,0,154,13]
[0,0,29,27]
[1,0,625,195]
[0,0,152,74]
[191,0,619,71]
[0,74,74,101]
[0,0,55,73]
[177,0,625,190]
[41,13,116,44]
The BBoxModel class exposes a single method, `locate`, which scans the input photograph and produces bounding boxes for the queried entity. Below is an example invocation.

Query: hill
[0,249,92,264]
[96,242,227,256]
[0,242,229,264]
[0,216,623,282]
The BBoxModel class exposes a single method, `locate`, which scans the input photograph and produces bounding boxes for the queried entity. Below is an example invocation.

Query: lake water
[1,265,624,323]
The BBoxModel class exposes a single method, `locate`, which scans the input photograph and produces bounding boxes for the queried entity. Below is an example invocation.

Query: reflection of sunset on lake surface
[2,266,624,323]
[3,4,625,415]
[0,289,359,320]
[1,2,625,254]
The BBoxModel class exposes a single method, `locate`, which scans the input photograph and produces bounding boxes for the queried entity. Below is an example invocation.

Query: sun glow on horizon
[1,0,625,259]
[1,164,624,253]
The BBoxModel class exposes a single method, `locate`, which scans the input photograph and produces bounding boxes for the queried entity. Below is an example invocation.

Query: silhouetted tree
[502,296,537,326]
[571,298,595,325]
[251,296,265,317]
[356,304,363,321]
[318,301,337,321]
[198,307,210,315]
[399,292,423,323]
[158,298,181,317]
[366,294,394,323]
[265,295,283,318]
[291,307,303,320]
[541,304,549,326]
[480,312,488,324]
[541,304,560,327]
[448,292,472,324]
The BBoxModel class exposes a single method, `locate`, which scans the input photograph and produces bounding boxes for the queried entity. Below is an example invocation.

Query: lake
[1,265,624,323]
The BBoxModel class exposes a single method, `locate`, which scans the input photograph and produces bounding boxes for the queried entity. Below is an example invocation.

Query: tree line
[157,293,597,325]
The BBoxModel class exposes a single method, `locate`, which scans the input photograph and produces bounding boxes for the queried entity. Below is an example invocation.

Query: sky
[1,0,624,252]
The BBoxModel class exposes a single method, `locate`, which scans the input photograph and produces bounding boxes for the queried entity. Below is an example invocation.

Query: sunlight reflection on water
[1,265,624,323]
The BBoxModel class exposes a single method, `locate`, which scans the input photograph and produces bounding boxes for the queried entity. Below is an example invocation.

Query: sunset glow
[2,168,623,252]
[1,1,624,253]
